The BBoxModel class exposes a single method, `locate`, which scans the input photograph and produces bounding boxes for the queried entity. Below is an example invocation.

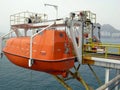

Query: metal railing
[72,10,96,23]
[10,11,48,25]
[0,30,14,58]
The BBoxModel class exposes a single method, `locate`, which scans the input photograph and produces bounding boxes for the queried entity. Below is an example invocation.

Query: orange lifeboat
[3,29,75,76]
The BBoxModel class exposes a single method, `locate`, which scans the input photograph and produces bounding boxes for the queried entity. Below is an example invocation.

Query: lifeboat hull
[4,52,74,75]
[3,30,75,76]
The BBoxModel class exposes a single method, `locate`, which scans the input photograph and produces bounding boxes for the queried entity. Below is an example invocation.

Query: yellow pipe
[84,44,120,48]
[88,64,102,86]
[119,48,120,55]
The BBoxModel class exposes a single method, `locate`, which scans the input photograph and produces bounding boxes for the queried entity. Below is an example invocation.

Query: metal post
[115,69,120,90]
[105,68,110,90]
[118,48,120,55]
[105,47,108,58]
[29,36,33,67]
[56,7,58,19]
[24,29,28,36]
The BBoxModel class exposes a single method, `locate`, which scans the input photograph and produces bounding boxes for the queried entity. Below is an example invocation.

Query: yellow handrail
[84,43,120,58]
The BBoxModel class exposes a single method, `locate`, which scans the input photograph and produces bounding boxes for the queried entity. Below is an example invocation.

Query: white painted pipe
[28,59,32,67]
[96,74,120,90]
[0,30,13,38]
[69,20,82,63]
[32,22,54,38]
[91,57,120,64]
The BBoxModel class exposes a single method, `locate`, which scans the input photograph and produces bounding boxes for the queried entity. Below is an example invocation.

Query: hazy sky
[0,0,120,33]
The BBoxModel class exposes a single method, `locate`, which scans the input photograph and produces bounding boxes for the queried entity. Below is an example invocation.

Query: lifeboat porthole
[59,33,64,37]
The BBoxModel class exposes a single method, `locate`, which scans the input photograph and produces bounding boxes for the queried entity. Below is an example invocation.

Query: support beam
[105,68,110,90]
[53,75,72,90]
[83,56,120,69]
[88,64,102,86]
[69,70,93,90]
[115,69,120,90]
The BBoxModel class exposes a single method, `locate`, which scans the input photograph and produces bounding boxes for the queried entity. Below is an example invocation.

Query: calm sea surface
[0,38,119,90]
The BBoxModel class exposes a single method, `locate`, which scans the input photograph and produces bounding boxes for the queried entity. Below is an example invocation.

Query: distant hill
[100,24,120,38]
[97,24,120,43]
[101,24,120,32]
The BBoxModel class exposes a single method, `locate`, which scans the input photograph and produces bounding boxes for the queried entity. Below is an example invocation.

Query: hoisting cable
[30,70,32,86]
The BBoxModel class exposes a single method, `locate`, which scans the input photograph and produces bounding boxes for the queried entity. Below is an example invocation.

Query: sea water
[0,56,118,90]
[0,39,119,90]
